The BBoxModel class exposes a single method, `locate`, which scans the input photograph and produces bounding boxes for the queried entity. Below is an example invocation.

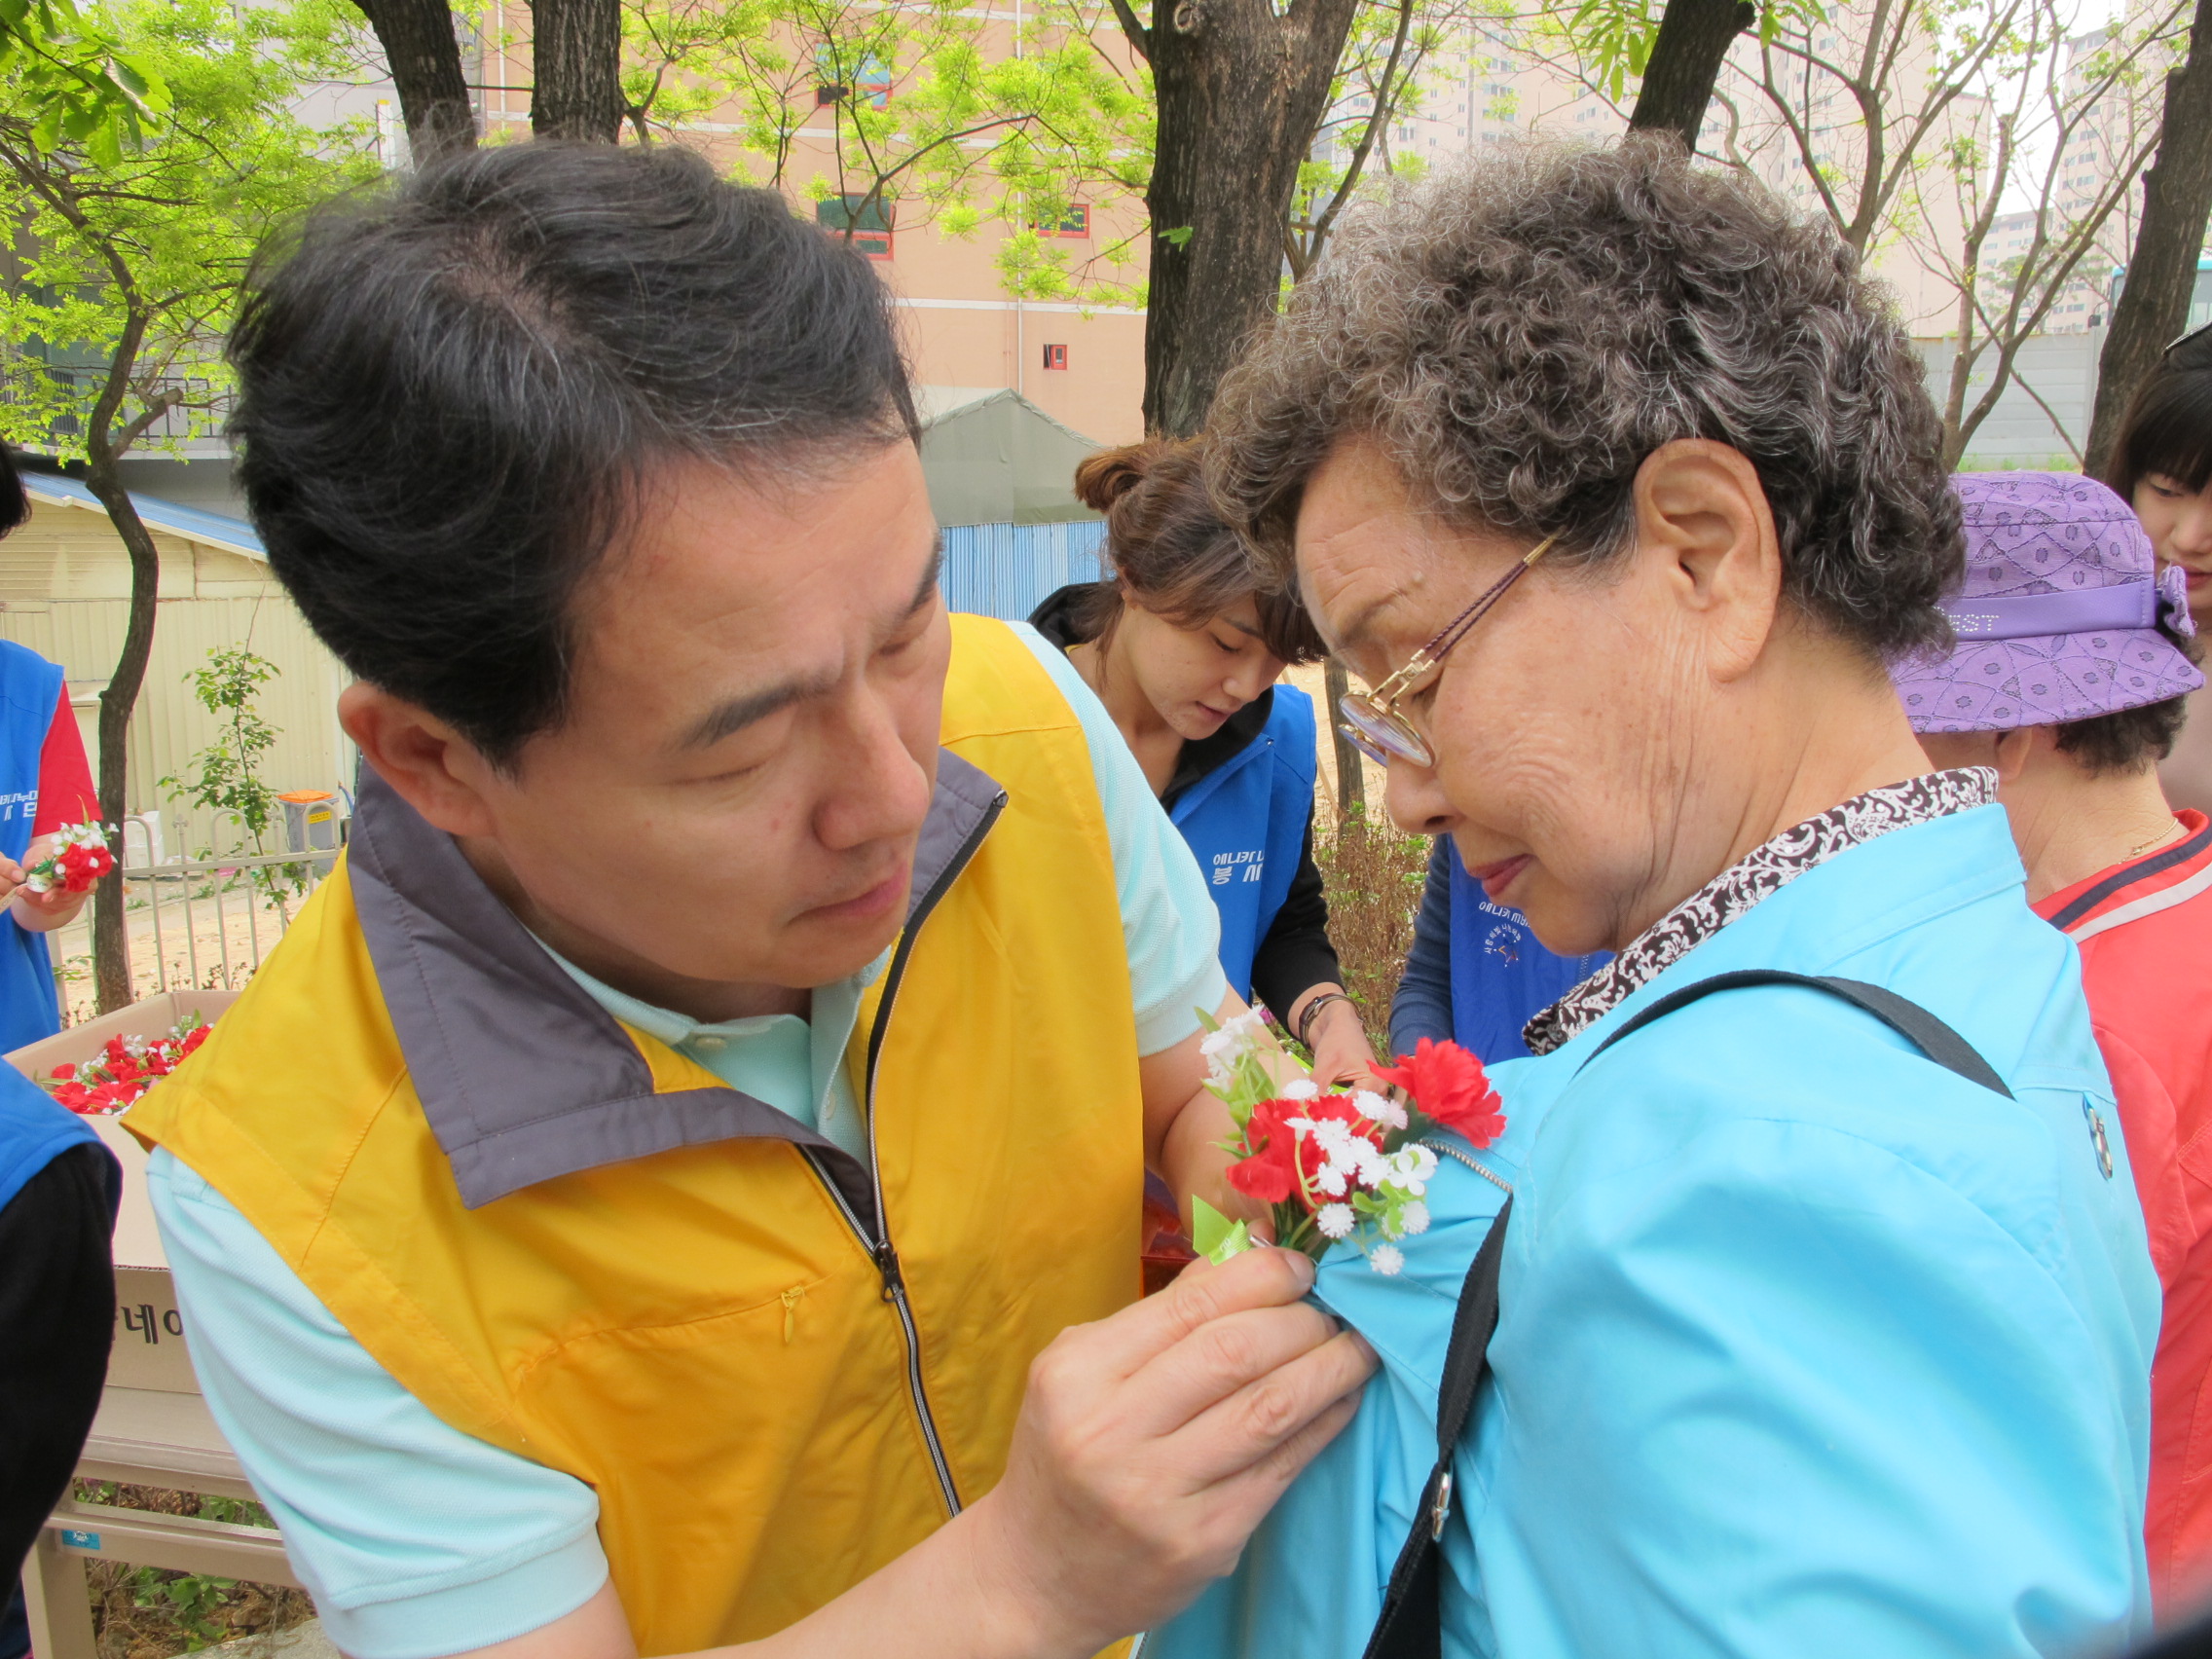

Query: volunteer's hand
[1306,999,1378,1092]
[965,1244,1376,1655]
[4,838,93,931]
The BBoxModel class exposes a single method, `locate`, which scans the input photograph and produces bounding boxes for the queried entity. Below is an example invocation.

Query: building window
[1042,344,1069,371]
[816,49,891,108]
[817,194,894,259]
[1040,203,1089,237]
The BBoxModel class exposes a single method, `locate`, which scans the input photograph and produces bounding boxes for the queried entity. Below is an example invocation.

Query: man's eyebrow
[678,538,944,753]
[1220,615,1262,639]
[907,535,945,617]
[678,671,835,752]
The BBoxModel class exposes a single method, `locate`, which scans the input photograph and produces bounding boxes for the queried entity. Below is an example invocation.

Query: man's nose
[815,694,933,852]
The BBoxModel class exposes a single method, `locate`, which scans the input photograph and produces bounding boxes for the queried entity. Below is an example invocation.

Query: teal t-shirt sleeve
[146,1149,610,1659]
[1008,621,1229,1053]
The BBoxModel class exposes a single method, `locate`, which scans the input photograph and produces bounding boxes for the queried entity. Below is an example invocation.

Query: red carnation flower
[1372,1038,1506,1149]
[1227,1094,1386,1212]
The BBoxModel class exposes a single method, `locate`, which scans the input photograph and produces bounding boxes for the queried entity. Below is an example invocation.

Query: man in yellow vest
[127,144,1373,1659]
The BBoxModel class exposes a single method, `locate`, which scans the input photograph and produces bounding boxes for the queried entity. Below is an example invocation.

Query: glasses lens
[1338,694,1431,768]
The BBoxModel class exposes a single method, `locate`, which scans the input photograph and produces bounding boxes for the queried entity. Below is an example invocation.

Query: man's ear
[1631,439,1783,683]
[339,682,503,838]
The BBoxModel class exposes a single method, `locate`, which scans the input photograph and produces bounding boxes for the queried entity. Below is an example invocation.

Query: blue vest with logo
[1169,684,1317,1004]
[0,1059,103,1211]
[0,640,65,1052]
[1446,856,1609,1062]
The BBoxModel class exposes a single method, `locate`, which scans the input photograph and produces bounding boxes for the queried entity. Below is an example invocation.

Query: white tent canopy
[915,387,1104,528]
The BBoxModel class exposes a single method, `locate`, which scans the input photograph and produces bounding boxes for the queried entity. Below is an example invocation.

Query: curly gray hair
[1206,136,1961,658]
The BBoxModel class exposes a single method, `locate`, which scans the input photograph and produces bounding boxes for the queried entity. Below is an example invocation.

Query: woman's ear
[1631,439,1783,683]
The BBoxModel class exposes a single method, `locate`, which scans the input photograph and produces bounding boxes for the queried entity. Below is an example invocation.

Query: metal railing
[46,847,334,1020]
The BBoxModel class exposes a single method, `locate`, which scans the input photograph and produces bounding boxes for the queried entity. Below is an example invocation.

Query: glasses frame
[1336,533,1559,770]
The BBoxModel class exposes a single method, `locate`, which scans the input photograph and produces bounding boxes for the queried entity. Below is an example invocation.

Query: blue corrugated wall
[941,521,1108,621]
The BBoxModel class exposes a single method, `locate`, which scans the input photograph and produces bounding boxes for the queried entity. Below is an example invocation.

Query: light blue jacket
[1155,804,2157,1659]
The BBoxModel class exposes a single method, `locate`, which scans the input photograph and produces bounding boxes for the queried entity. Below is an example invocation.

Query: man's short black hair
[229,142,918,764]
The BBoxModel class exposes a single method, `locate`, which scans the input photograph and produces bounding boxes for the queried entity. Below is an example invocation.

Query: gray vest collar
[346,755,1005,1214]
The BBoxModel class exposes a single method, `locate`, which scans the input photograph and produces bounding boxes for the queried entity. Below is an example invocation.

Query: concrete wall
[1915,330,2101,470]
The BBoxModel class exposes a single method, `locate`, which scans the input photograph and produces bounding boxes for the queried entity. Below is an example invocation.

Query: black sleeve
[1389,836,1457,1055]
[1249,811,1346,1028]
[0,1141,118,1586]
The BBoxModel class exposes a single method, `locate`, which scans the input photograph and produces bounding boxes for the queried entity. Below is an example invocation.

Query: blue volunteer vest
[0,1059,102,1211]
[1170,684,1316,1004]
[1446,854,1609,1062]
[0,641,64,1052]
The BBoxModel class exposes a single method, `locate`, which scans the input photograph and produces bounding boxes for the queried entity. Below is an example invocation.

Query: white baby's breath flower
[1352,1088,1408,1131]
[1354,1143,1391,1188]
[1316,1202,1354,1239]
[1312,1118,1359,1161]
[1314,1163,1348,1198]
[1400,1200,1431,1235]
[1371,1244,1405,1276]
[1281,1078,1321,1100]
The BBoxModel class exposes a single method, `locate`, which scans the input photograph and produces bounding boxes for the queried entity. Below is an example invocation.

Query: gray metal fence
[46,846,332,1021]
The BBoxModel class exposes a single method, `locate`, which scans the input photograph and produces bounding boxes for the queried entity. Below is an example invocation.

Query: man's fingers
[1189,1387,1366,1536]
[1120,1300,1346,1439]
[1159,1326,1376,1492]
[1068,1246,1318,1384]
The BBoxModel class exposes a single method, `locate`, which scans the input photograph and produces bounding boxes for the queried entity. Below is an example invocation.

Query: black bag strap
[1585,970,2013,1099]
[1360,971,2009,1659]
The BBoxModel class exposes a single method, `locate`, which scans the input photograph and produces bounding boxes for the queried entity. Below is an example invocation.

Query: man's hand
[964,1245,1375,1653]
[424,1247,1376,1659]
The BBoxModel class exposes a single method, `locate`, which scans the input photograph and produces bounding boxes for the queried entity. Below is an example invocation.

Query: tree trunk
[2085,0,2212,480]
[1324,657,1364,825]
[1627,0,1755,153]
[530,0,624,143]
[1139,0,1363,436]
[78,458,162,1013]
[351,0,477,164]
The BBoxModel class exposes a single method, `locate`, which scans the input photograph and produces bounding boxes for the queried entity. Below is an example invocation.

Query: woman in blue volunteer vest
[1389,835,1611,1062]
[0,453,121,1659]
[0,464,103,1051]
[1030,438,1370,1087]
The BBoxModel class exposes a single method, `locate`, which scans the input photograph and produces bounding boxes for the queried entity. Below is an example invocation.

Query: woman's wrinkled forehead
[1294,441,1477,654]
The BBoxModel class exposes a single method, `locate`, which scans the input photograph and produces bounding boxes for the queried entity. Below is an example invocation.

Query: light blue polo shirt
[148,625,1229,1659]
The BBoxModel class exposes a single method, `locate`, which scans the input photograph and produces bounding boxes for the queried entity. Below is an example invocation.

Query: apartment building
[469,2,1151,444]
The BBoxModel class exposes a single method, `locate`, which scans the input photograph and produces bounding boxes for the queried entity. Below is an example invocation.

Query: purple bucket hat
[1894,471,2202,733]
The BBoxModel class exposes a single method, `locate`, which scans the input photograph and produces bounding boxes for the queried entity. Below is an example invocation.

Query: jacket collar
[346,755,1005,1212]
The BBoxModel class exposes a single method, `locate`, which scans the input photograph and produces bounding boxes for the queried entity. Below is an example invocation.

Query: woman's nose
[1382,754,1455,837]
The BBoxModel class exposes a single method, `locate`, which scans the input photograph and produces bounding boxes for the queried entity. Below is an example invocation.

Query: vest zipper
[802,787,1007,1521]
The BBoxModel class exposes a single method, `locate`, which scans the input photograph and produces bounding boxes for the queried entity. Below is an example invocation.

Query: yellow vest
[130,616,1144,1653]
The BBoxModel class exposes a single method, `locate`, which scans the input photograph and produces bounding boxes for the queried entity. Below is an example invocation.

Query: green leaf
[1161,224,1194,247]
[1191,1198,1254,1265]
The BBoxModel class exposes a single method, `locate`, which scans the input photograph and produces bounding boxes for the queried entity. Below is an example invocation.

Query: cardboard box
[8,989,240,1394]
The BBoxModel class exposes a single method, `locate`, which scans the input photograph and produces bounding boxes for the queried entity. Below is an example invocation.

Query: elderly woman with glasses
[1148,140,2159,1659]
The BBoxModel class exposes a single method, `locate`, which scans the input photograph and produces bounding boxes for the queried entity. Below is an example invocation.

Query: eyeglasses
[1336,534,1558,769]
